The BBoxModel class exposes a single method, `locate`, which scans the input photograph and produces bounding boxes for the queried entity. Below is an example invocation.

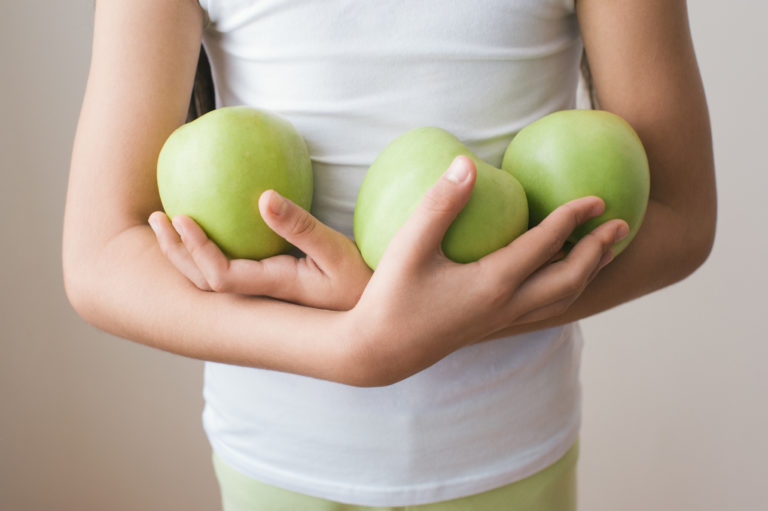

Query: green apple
[502,109,649,255]
[157,106,313,260]
[354,127,529,269]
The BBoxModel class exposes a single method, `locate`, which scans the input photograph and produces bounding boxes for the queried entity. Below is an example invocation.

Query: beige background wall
[1,1,765,510]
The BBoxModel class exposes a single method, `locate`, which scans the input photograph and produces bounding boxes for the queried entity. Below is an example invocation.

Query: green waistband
[213,441,578,511]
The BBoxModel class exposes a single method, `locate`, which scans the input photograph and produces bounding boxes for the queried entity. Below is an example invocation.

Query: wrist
[333,304,424,388]
[330,306,388,387]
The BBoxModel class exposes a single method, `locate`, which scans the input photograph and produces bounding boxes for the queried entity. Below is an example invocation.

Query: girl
[63,0,716,509]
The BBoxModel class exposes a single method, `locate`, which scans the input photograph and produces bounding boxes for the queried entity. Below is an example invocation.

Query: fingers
[150,212,277,295]
[149,202,370,309]
[506,218,629,323]
[258,190,352,268]
[167,214,239,292]
[168,214,296,297]
[482,196,608,285]
[386,156,477,264]
[148,212,212,290]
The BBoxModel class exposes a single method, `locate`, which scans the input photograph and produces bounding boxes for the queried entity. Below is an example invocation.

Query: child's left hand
[148,190,372,311]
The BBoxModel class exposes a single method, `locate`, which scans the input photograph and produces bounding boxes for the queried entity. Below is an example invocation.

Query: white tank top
[198,0,584,506]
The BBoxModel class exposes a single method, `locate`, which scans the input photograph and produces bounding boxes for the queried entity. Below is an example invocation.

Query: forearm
[63,223,348,382]
[60,1,351,383]
[484,196,712,339]
[481,0,718,339]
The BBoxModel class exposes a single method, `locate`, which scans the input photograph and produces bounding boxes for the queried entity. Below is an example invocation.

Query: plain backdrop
[1,1,766,510]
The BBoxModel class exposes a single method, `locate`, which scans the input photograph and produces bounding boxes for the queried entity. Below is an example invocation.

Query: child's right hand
[336,156,628,386]
[148,190,372,311]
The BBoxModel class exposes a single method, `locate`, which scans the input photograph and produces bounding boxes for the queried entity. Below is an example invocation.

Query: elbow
[688,217,716,275]
[62,260,92,325]
[686,190,718,274]
[670,200,717,284]
[643,172,717,287]
[62,249,103,329]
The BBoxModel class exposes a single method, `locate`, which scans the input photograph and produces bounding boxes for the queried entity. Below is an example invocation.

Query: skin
[63,0,715,387]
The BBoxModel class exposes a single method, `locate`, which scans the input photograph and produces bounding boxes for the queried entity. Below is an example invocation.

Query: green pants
[212,441,578,511]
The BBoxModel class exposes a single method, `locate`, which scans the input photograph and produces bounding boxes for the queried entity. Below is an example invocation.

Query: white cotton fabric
[198,0,585,506]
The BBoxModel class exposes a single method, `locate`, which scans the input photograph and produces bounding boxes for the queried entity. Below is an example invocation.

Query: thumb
[392,155,476,261]
[258,190,346,265]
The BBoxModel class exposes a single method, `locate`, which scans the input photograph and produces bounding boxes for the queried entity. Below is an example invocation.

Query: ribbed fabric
[199,0,584,506]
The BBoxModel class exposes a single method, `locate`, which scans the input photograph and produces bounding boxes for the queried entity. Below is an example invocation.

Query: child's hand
[148,191,372,311]
[341,156,629,386]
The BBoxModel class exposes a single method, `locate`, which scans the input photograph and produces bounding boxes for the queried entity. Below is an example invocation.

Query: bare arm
[483,0,717,339]
[62,0,349,380]
[64,0,640,388]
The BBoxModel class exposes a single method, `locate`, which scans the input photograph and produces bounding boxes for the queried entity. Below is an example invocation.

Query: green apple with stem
[354,127,529,269]
[502,109,649,255]
[157,106,313,260]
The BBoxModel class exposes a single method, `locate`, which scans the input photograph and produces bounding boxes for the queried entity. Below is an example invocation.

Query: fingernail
[268,191,288,216]
[148,216,159,233]
[444,156,470,184]
[171,216,186,240]
[614,223,630,243]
